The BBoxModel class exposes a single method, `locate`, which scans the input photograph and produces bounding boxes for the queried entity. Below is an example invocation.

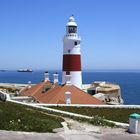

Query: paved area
[0,118,140,140]
[99,128,140,140]
[0,130,64,140]
[56,118,140,140]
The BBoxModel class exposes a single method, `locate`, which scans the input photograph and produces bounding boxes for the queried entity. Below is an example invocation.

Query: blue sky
[0,0,140,70]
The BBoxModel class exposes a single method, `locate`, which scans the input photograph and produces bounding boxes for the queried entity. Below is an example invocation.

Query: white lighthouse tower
[62,15,82,89]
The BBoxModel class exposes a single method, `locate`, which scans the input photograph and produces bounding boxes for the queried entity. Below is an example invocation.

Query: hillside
[0,101,63,132]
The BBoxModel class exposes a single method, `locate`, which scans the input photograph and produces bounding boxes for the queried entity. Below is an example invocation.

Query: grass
[48,106,140,123]
[40,107,117,128]
[1,101,135,132]
[0,101,64,132]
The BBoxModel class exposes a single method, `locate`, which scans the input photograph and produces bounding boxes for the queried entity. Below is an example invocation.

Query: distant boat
[0,70,6,72]
[17,69,33,72]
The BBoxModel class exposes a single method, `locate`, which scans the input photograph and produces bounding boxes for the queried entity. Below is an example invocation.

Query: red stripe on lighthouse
[63,55,81,71]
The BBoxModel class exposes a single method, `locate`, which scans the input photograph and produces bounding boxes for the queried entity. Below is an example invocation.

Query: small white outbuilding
[129,113,140,134]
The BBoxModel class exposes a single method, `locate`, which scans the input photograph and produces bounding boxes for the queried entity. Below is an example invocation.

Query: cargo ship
[17,69,33,72]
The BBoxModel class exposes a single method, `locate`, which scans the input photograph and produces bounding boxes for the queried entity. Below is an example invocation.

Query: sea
[0,70,140,105]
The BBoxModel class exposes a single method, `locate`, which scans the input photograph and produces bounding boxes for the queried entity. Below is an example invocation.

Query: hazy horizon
[2,68,140,71]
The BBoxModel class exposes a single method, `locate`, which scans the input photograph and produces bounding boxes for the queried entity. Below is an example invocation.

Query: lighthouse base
[62,71,82,89]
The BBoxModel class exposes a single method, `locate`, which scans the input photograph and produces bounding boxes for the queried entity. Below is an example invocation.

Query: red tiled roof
[21,81,103,104]
[37,84,103,104]
[21,81,52,100]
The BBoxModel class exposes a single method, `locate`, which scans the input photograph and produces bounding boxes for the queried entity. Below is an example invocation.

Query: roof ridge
[33,82,54,100]
[21,82,43,96]
[37,84,61,102]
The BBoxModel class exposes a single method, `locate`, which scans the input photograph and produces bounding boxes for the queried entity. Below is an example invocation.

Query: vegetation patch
[41,108,116,128]
[0,102,63,132]
[69,115,116,128]
[48,106,140,123]
[89,116,116,127]
[0,86,19,93]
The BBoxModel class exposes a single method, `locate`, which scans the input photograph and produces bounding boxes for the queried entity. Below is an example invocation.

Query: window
[68,49,71,53]
[66,71,70,75]
[74,42,77,45]
[68,26,77,33]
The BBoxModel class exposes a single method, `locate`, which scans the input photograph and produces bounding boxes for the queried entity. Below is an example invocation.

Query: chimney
[44,71,49,82]
[28,81,31,89]
[53,72,59,84]
[65,91,71,104]
[65,75,72,85]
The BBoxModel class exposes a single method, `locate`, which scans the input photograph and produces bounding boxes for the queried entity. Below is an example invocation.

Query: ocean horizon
[0,69,140,105]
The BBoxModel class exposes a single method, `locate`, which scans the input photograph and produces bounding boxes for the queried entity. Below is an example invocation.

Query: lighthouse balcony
[65,34,81,39]
[65,33,80,37]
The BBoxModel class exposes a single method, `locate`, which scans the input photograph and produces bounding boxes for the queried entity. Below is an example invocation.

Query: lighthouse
[62,16,82,89]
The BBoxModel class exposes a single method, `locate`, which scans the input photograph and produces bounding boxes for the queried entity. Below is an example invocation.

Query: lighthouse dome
[66,16,77,26]
[69,16,75,22]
